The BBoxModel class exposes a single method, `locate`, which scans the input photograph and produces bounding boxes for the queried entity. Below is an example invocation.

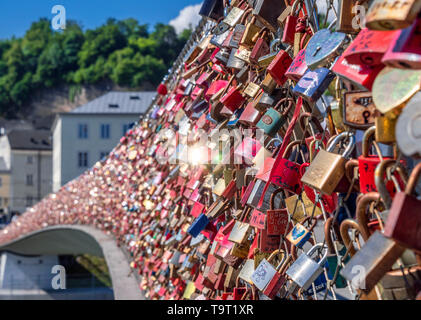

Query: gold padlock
[374,111,398,144]
[301,132,355,195]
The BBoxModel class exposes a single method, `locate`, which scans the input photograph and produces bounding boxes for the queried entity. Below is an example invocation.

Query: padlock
[238,99,263,127]
[199,0,225,21]
[240,14,261,48]
[266,188,292,236]
[301,132,355,195]
[256,98,294,137]
[267,48,293,86]
[247,179,283,212]
[340,230,405,293]
[331,53,385,91]
[253,0,287,32]
[249,28,270,64]
[342,28,398,67]
[343,90,376,129]
[227,48,247,70]
[372,66,421,115]
[284,192,323,223]
[252,137,281,170]
[346,126,402,194]
[396,92,421,157]
[285,243,328,290]
[269,140,303,194]
[220,84,246,112]
[293,67,336,103]
[228,207,252,244]
[282,0,301,45]
[375,111,397,144]
[305,26,347,70]
[382,17,421,69]
[258,38,282,68]
[286,214,317,248]
[251,249,285,290]
[365,0,421,31]
[385,162,421,252]
[285,48,309,82]
[229,9,252,49]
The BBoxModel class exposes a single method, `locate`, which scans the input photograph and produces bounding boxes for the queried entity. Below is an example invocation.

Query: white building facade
[52,91,154,192]
[0,129,53,214]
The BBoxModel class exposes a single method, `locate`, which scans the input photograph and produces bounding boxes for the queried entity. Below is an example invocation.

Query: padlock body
[270,158,302,194]
[301,149,346,195]
[384,192,421,251]
[340,231,405,293]
[256,108,284,137]
[382,17,421,69]
[293,68,335,103]
[286,254,324,289]
[343,28,397,66]
[267,50,293,86]
[286,48,308,82]
[282,15,298,45]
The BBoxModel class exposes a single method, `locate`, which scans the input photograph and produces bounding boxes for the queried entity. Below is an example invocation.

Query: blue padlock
[187,213,210,238]
[293,68,335,103]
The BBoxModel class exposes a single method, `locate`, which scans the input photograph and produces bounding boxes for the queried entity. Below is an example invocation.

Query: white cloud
[169,3,203,34]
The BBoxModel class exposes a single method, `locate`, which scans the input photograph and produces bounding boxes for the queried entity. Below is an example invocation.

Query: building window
[26,196,33,207]
[100,152,108,160]
[26,174,33,186]
[100,124,110,139]
[78,124,88,139]
[0,177,2,187]
[78,152,88,168]
[27,156,33,164]
[123,123,135,136]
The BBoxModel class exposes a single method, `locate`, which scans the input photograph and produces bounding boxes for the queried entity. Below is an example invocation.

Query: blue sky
[0,0,203,40]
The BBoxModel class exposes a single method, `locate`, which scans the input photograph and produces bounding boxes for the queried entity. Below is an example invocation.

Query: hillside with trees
[0,18,192,119]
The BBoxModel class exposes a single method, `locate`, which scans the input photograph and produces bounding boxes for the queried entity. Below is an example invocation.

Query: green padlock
[256,98,294,137]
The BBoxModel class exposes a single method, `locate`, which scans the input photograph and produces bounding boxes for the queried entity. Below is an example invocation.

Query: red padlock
[267,49,293,86]
[384,162,421,252]
[382,17,421,69]
[269,140,303,194]
[346,127,405,194]
[285,48,308,82]
[332,53,384,91]
[220,85,246,112]
[342,28,398,66]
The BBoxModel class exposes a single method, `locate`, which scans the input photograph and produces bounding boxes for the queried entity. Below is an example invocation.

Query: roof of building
[70,91,156,115]
[7,129,52,151]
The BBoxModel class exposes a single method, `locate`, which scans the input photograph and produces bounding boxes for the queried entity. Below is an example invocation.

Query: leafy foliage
[0,18,192,118]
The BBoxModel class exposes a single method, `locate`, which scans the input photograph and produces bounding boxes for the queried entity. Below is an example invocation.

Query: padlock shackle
[270,187,284,210]
[362,126,377,157]
[355,192,381,241]
[298,112,324,136]
[339,218,362,258]
[306,243,328,265]
[240,8,254,24]
[326,131,355,159]
[324,217,341,254]
[375,159,408,209]
[406,162,421,196]
[281,140,302,159]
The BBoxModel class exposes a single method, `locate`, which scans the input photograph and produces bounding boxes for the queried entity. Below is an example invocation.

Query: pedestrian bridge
[0,225,144,300]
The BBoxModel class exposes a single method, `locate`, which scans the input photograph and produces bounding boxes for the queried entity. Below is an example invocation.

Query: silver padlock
[286,243,328,290]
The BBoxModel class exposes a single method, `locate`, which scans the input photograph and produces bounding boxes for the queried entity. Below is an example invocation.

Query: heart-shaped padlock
[305,28,347,70]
